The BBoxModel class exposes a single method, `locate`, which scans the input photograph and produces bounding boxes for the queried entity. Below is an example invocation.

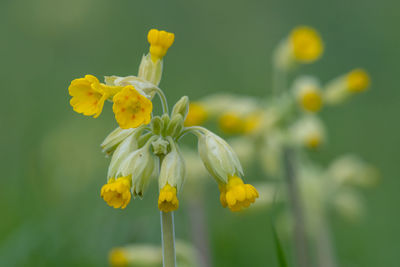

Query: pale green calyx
[117,136,158,197]
[101,127,136,156]
[197,129,243,183]
[159,138,186,193]
[107,129,144,178]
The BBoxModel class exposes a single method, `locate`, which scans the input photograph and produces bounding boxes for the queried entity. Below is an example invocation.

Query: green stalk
[160,211,176,267]
[282,147,311,267]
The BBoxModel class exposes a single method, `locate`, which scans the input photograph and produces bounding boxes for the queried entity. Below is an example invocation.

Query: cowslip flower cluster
[67,29,258,213]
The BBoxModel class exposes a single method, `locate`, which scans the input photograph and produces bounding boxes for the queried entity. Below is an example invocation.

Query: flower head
[346,69,370,92]
[184,102,208,127]
[290,26,323,63]
[100,176,132,209]
[219,175,259,212]
[68,75,109,118]
[158,183,179,212]
[147,29,175,62]
[113,85,153,129]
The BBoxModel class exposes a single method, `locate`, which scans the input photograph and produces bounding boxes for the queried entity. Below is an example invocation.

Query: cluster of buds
[67,29,258,213]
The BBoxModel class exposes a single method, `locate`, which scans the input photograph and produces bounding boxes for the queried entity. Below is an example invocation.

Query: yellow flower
[113,85,153,129]
[69,75,107,118]
[100,176,132,209]
[218,112,244,134]
[290,26,323,63]
[219,175,259,212]
[300,87,323,112]
[346,69,370,92]
[147,29,175,62]
[243,113,263,134]
[158,183,179,212]
[69,75,123,118]
[306,134,322,149]
[184,102,208,126]
[109,248,129,267]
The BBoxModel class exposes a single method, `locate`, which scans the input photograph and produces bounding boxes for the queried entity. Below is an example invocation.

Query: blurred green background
[1,0,398,266]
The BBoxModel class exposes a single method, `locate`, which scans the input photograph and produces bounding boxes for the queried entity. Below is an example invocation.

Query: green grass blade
[272,224,288,267]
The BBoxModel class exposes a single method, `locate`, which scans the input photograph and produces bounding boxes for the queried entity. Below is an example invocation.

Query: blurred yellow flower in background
[290,26,324,63]
[347,69,370,92]
[184,102,208,126]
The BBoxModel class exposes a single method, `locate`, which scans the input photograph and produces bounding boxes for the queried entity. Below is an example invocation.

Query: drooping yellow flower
[147,29,175,62]
[113,85,153,129]
[346,69,370,92]
[300,87,323,112]
[290,26,323,63]
[184,102,208,127]
[158,183,179,212]
[100,176,132,209]
[109,248,129,267]
[218,112,244,134]
[219,175,259,212]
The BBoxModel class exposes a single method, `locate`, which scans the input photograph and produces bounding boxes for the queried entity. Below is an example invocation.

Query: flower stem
[282,147,311,267]
[154,86,169,114]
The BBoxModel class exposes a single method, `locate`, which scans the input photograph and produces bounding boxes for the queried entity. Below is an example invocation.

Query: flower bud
[171,96,189,120]
[101,127,136,156]
[117,136,158,197]
[167,114,184,138]
[151,116,163,135]
[197,129,243,183]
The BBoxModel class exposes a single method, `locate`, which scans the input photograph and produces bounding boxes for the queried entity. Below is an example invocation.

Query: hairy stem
[283,147,311,267]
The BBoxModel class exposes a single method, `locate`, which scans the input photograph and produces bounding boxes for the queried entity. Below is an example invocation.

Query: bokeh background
[1,0,399,266]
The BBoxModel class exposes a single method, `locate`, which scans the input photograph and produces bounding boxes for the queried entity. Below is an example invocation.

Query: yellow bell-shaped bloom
[290,26,323,63]
[158,183,179,212]
[112,85,153,129]
[69,75,108,118]
[219,175,259,212]
[101,176,132,209]
[147,29,175,62]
